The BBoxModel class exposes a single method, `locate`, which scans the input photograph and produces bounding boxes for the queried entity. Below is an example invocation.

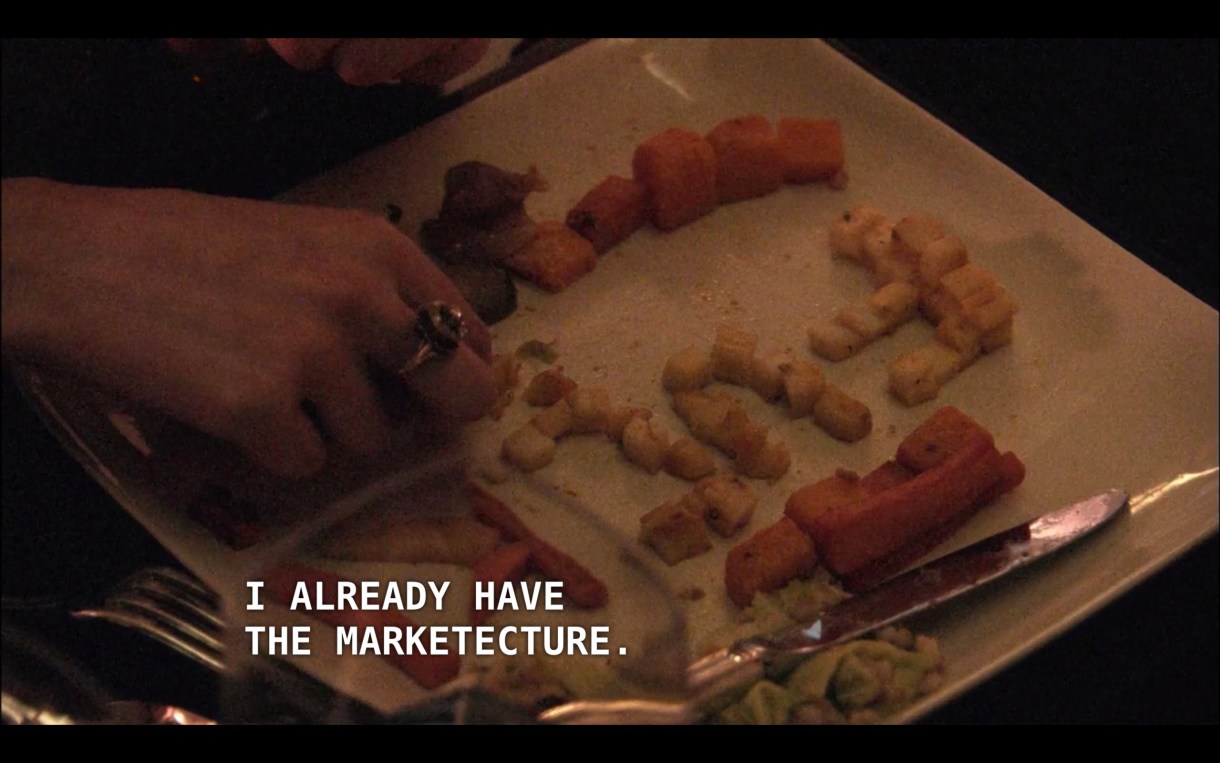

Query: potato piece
[672,390,736,443]
[917,235,969,290]
[711,326,759,386]
[808,320,864,361]
[706,114,784,203]
[980,316,1014,351]
[735,439,791,480]
[640,495,712,566]
[606,405,651,442]
[891,214,947,260]
[858,221,896,273]
[934,315,982,365]
[568,387,613,434]
[695,475,758,537]
[621,414,670,474]
[812,384,872,442]
[632,127,719,231]
[523,367,577,407]
[504,221,597,292]
[664,437,718,481]
[828,204,886,262]
[663,346,713,392]
[938,263,999,307]
[565,175,648,254]
[867,281,920,328]
[530,397,574,440]
[835,304,890,342]
[748,352,789,402]
[777,118,844,183]
[501,425,557,471]
[960,289,1018,333]
[895,405,995,473]
[781,359,826,418]
[870,248,918,286]
[725,517,819,607]
[887,344,963,407]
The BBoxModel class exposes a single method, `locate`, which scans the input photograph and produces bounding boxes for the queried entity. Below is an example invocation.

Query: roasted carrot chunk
[777,118,844,183]
[470,542,531,625]
[705,114,785,203]
[807,436,1004,581]
[724,517,819,607]
[632,127,719,231]
[566,175,648,254]
[504,221,596,292]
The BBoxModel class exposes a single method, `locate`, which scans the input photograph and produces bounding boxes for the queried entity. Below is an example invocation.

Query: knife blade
[686,488,1130,716]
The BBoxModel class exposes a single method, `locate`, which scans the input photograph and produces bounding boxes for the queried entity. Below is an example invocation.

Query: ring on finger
[395,301,467,377]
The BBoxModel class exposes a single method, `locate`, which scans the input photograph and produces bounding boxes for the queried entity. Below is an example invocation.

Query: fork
[71,566,224,673]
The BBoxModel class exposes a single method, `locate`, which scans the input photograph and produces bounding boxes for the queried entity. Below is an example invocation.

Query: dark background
[2,38,1216,724]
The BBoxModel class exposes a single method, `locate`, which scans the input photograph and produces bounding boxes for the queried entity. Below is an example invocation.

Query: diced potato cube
[523,367,576,407]
[712,326,759,386]
[663,346,713,392]
[835,304,890,341]
[917,235,969,290]
[664,437,718,481]
[622,415,670,474]
[892,214,947,259]
[870,248,918,286]
[672,390,734,443]
[706,114,784,203]
[530,397,574,439]
[695,475,758,537]
[920,288,958,324]
[721,411,768,461]
[736,439,791,481]
[568,387,613,434]
[639,496,712,566]
[867,281,920,328]
[939,263,999,306]
[501,425,557,472]
[781,359,826,418]
[980,316,1014,351]
[960,289,1018,333]
[748,352,789,402]
[935,315,982,364]
[812,384,873,442]
[888,344,964,407]
[828,205,886,262]
[632,127,719,231]
[808,321,864,361]
[606,406,651,442]
[859,222,895,272]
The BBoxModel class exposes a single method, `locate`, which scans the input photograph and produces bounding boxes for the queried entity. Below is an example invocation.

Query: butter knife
[684,488,1130,717]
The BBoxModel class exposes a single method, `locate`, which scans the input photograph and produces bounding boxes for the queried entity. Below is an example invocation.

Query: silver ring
[396,302,466,377]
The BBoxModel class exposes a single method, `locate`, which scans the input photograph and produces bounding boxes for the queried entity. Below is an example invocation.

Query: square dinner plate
[23,39,1217,722]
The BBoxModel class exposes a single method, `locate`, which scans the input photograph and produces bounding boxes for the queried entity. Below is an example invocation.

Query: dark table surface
[2,38,1216,725]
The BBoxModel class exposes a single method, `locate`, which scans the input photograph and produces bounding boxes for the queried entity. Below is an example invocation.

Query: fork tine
[73,567,225,673]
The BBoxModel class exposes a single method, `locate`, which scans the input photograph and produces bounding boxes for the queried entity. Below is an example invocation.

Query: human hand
[2,178,495,477]
[264,38,492,87]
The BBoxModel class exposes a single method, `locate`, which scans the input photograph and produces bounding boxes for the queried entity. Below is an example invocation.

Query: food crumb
[834,467,860,482]
[677,586,706,602]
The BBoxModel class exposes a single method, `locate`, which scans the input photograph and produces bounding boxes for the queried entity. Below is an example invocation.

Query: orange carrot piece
[784,471,868,537]
[632,127,718,231]
[566,175,648,254]
[808,436,1004,579]
[777,118,844,183]
[895,405,995,473]
[468,484,609,609]
[705,114,784,203]
[504,221,596,292]
[263,563,461,690]
[724,517,819,608]
[470,542,531,626]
